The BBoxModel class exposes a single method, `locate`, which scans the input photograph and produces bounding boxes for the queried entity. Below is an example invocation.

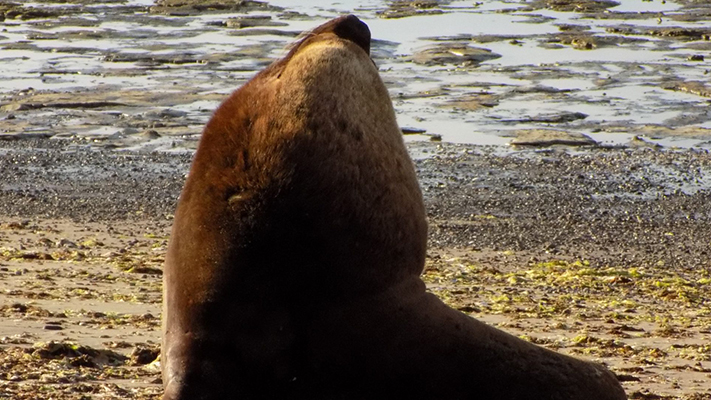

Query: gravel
[2,138,710,271]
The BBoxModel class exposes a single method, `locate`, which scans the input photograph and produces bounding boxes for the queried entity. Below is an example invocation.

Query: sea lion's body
[162,15,627,400]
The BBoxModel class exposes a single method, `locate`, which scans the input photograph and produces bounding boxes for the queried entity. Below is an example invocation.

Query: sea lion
[161,15,627,400]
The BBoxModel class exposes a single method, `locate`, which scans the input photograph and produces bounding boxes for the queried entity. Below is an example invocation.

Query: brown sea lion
[161,15,627,400]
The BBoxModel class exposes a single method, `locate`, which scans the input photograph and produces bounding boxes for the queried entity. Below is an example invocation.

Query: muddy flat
[1,0,711,147]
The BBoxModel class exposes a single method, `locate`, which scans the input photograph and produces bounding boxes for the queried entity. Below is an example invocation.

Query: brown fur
[162,15,627,400]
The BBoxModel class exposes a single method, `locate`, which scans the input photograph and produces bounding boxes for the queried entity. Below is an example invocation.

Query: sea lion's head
[181,14,427,300]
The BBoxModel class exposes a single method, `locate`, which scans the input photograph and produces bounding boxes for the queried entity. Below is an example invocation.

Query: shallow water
[1,0,710,149]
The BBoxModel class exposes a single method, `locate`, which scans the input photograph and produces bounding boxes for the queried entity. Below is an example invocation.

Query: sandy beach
[2,0,711,398]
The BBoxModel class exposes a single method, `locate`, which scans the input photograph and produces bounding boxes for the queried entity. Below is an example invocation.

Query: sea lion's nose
[318,14,371,55]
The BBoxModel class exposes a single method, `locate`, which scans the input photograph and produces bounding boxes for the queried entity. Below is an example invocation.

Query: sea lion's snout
[314,14,371,55]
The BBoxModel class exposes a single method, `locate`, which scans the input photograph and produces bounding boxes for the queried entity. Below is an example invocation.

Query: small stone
[44,321,63,330]
[401,127,426,135]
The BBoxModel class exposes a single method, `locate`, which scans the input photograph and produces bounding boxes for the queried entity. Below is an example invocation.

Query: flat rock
[504,111,588,124]
[223,16,287,29]
[662,80,711,98]
[377,0,444,19]
[412,43,501,66]
[509,129,598,147]
[530,0,620,13]
[149,0,281,16]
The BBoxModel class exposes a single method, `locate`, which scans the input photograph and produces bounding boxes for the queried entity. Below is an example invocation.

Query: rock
[662,80,711,98]
[401,127,426,135]
[445,94,500,110]
[412,44,501,66]
[149,0,281,16]
[531,0,620,13]
[378,0,443,19]
[223,16,287,29]
[628,135,662,149]
[43,323,63,331]
[141,130,161,139]
[509,129,598,147]
[505,111,588,124]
